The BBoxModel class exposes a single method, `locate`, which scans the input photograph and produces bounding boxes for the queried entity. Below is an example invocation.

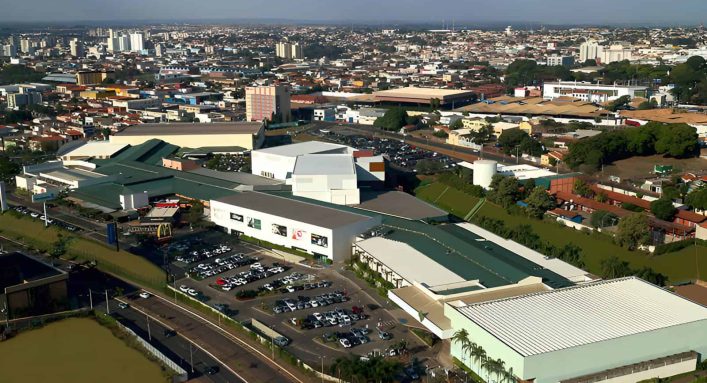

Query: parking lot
[169,232,425,367]
[10,205,83,232]
[308,126,457,172]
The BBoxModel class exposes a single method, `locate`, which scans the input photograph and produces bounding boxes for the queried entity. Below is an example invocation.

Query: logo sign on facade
[291,229,306,240]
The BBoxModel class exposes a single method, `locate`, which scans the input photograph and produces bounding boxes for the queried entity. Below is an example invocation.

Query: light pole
[89,289,93,310]
[146,314,151,341]
[105,290,109,314]
[320,355,326,383]
[189,343,194,374]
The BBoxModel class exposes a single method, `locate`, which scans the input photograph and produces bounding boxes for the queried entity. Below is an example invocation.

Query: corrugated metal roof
[456,277,707,356]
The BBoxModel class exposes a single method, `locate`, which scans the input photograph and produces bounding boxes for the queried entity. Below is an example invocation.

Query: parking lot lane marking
[114,298,249,383]
[147,290,305,383]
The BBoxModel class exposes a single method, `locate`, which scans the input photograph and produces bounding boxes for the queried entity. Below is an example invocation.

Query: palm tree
[452,329,470,364]
[480,357,494,382]
[505,367,516,383]
[494,359,506,383]
[471,345,487,376]
[461,341,475,370]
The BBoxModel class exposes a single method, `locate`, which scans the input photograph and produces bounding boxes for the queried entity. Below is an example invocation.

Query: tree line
[564,122,698,171]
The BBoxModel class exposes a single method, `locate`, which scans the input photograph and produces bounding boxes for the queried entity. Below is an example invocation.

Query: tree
[654,124,699,157]
[650,198,677,221]
[525,187,556,219]
[615,213,651,250]
[0,155,21,182]
[606,95,631,112]
[185,200,204,225]
[449,118,464,130]
[590,210,618,228]
[498,128,544,156]
[633,266,668,286]
[686,187,707,211]
[572,179,593,198]
[471,345,487,376]
[601,256,632,278]
[488,176,520,208]
[373,108,408,131]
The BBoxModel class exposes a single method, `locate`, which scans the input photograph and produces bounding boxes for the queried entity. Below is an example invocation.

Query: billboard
[311,233,328,248]
[31,191,56,203]
[106,222,118,245]
[272,223,287,237]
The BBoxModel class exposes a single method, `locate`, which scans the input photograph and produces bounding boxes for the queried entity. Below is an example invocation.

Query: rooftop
[354,190,448,221]
[254,141,349,157]
[114,122,263,137]
[0,252,65,291]
[214,191,375,229]
[455,277,707,357]
[356,236,466,286]
[60,141,129,158]
[294,154,356,176]
[374,87,475,100]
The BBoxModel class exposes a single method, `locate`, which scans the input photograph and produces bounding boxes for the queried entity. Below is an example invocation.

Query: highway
[121,292,307,383]
[104,298,243,383]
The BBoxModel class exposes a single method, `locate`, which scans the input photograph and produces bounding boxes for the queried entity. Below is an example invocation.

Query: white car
[179,285,189,292]
[313,312,323,321]
[187,289,198,297]
[339,338,352,348]
[30,212,39,218]
[139,292,151,299]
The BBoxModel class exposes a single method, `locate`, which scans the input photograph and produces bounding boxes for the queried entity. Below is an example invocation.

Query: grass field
[0,213,165,287]
[416,181,705,283]
[603,154,707,181]
[0,317,166,383]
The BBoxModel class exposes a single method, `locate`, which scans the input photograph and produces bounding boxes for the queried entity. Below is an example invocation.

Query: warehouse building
[110,122,265,151]
[210,191,381,262]
[446,277,707,383]
[373,87,476,108]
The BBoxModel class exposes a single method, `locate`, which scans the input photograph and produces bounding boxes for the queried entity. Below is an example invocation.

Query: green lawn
[0,317,167,383]
[0,213,166,288]
[416,181,705,283]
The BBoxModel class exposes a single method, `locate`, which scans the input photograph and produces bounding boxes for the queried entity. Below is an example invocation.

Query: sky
[0,0,705,25]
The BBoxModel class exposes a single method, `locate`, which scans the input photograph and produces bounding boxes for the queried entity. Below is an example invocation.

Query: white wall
[251,151,298,180]
[211,199,379,261]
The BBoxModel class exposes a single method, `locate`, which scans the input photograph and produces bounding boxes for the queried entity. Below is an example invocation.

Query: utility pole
[105,290,109,314]
[89,289,93,309]
[43,201,48,228]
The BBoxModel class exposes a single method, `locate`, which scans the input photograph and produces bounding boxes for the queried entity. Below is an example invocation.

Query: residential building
[579,39,600,63]
[69,38,83,57]
[7,92,42,108]
[547,55,575,67]
[129,32,144,52]
[245,85,291,122]
[275,42,304,60]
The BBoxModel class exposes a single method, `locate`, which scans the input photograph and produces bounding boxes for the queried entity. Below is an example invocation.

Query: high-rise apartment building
[20,38,30,53]
[246,85,291,122]
[275,42,304,60]
[129,32,144,52]
[69,38,84,57]
[579,39,600,63]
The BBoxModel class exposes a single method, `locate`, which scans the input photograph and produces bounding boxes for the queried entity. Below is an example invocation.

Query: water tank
[473,160,497,189]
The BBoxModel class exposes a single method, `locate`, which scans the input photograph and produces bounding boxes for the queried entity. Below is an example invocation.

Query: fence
[114,320,188,383]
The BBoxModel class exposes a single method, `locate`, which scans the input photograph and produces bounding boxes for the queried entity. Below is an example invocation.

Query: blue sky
[0,0,704,24]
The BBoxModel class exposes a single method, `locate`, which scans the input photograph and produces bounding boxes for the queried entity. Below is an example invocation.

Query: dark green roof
[69,139,242,209]
[265,190,573,289]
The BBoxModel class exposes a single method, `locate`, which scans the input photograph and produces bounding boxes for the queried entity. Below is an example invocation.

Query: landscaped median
[0,212,166,289]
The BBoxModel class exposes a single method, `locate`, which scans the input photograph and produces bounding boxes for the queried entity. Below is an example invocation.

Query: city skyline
[0,0,706,25]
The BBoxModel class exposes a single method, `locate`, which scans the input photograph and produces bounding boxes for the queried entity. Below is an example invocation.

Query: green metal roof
[265,190,573,289]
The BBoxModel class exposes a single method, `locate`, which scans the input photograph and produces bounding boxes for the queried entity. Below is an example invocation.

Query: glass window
[230,213,243,222]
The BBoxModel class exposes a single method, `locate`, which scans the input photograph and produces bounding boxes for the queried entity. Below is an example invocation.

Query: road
[105,298,242,383]
[123,292,307,383]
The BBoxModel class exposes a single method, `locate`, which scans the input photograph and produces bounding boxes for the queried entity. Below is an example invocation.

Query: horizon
[0,0,705,25]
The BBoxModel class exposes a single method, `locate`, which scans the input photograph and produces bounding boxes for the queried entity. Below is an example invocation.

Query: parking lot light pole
[105,290,109,314]
[320,356,325,383]
[189,343,194,374]
[89,289,93,310]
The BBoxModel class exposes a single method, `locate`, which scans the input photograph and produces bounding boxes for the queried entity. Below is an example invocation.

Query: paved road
[124,292,307,383]
[106,299,242,383]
